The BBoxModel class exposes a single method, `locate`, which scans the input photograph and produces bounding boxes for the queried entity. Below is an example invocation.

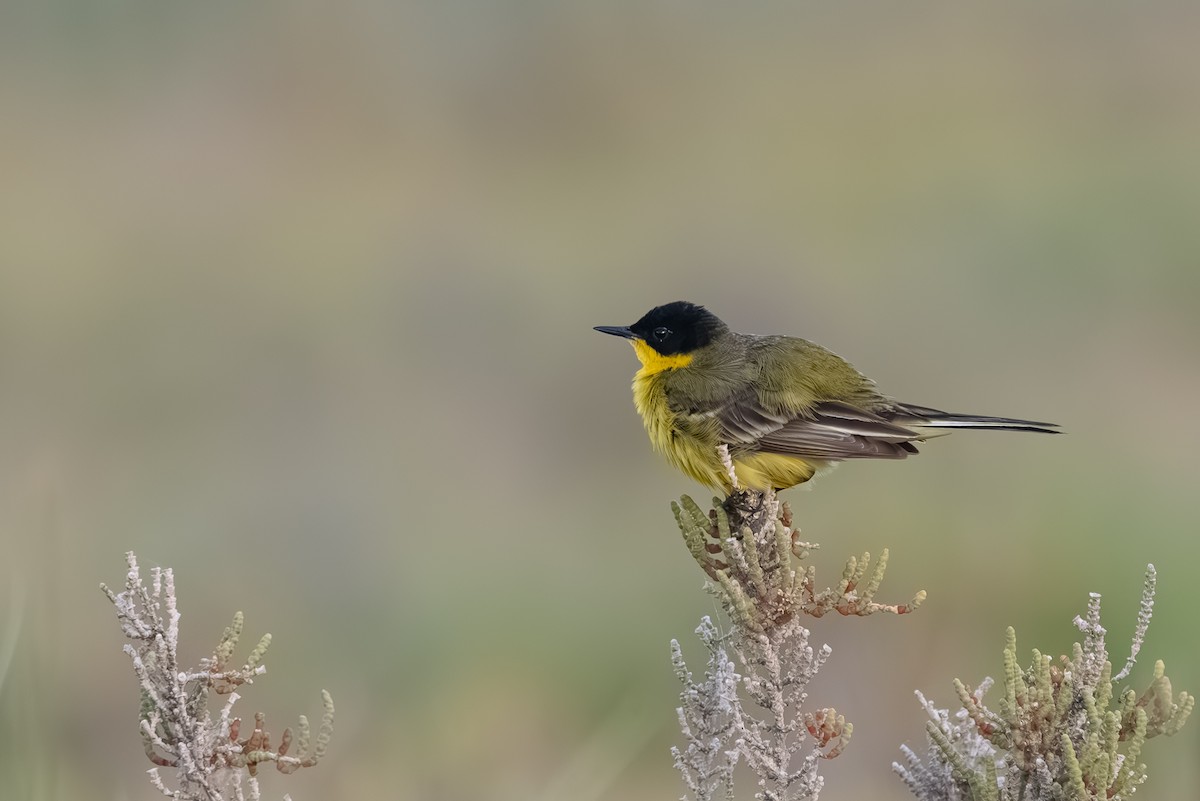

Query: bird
[595,301,1058,493]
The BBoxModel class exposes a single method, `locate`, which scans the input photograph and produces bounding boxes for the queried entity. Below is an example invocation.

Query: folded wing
[704,390,923,461]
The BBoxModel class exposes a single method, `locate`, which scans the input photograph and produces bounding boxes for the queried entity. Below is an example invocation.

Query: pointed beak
[593,325,638,340]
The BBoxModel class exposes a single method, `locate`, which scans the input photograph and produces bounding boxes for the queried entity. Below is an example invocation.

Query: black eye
[652,327,671,341]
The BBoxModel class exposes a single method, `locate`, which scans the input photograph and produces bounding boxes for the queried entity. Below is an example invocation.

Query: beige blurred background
[2,3,1198,800]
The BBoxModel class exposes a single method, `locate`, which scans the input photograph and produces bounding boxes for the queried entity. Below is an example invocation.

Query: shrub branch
[102,552,334,801]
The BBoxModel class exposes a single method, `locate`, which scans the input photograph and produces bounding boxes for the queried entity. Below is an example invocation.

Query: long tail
[889,402,1060,435]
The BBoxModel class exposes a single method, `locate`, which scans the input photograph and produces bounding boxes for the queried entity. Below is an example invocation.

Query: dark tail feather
[890,403,1060,434]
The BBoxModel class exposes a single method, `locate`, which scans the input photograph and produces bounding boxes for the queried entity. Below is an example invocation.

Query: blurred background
[1,2,1198,799]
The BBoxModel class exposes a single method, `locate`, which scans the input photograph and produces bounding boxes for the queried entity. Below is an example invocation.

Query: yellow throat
[631,339,693,374]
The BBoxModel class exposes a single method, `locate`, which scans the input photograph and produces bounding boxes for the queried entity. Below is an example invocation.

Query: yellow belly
[726,451,820,492]
[632,367,820,492]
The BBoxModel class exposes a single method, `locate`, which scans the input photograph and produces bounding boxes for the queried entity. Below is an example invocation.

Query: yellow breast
[632,366,727,490]
[627,340,821,492]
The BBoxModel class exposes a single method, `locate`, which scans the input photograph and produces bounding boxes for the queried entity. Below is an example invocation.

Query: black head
[594,301,727,356]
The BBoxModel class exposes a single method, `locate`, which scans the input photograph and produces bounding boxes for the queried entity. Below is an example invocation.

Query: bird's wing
[706,391,923,461]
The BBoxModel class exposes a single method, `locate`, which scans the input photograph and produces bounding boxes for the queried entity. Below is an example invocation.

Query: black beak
[594,325,638,340]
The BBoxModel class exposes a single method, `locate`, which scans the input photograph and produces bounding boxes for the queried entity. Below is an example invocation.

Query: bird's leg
[721,487,770,537]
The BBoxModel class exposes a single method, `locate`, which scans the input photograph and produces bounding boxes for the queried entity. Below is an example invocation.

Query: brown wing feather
[708,391,923,461]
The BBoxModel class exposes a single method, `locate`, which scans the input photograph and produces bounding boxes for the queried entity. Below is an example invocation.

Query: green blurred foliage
[1,2,1197,800]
